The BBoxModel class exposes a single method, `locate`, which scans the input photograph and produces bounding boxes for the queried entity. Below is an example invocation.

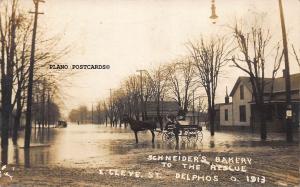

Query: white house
[216,72,300,132]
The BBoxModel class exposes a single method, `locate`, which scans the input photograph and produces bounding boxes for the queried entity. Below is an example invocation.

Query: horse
[122,114,156,144]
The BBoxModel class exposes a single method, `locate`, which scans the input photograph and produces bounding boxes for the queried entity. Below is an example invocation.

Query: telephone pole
[91,104,94,124]
[24,0,45,148]
[41,78,46,128]
[278,0,293,142]
[47,89,50,128]
[109,88,113,126]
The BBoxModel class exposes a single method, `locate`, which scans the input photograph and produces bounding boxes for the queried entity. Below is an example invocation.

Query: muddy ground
[1,143,299,187]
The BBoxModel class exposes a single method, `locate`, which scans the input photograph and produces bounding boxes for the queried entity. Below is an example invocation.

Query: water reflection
[0,124,298,168]
[1,148,8,165]
[209,140,215,148]
[32,127,51,144]
[24,149,30,168]
[13,146,19,165]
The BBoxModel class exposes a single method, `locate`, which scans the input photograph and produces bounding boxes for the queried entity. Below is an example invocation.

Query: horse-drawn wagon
[161,123,203,143]
[121,114,203,144]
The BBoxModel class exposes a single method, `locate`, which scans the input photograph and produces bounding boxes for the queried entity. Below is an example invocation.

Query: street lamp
[209,0,218,24]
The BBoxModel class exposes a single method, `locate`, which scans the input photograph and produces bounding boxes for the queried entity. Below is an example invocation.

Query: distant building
[215,72,300,132]
[145,101,180,119]
[145,101,207,128]
[185,111,207,126]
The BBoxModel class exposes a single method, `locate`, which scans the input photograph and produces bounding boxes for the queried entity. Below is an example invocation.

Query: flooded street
[5,124,299,168]
[0,124,298,186]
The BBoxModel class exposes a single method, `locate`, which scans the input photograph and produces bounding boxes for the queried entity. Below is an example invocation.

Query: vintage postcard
[0,0,299,186]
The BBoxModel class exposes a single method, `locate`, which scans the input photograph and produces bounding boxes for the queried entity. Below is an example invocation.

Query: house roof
[268,73,300,93]
[230,77,252,96]
[229,73,300,97]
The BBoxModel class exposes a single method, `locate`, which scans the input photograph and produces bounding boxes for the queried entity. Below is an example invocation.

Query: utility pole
[136,70,145,120]
[109,88,113,126]
[278,0,293,142]
[41,78,46,128]
[24,0,45,148]
[91,104,94,124]
[47,89,50,128]
[97,103,101,124]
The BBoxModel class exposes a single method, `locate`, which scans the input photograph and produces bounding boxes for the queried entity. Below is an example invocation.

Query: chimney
[282,69,286,78]
[225,86,229,104]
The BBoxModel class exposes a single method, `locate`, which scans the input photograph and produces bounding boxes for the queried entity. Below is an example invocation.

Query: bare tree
[11,13,32,145]
[150,65,171,130]
[124,75,141,120]
[188,36,231,136]
[231,22,279,140]
[95,102,102,124]
[0,0,18,164]
[292,45,300,68]
[10,13,70,145]
[165,57,197,115]
[196,98,208,125]
[141,72,155,120]
[1,1,68,150]
[268,43,283,102]
[69,105,88,123]
[103,101,109,126]
[110,89,126,126]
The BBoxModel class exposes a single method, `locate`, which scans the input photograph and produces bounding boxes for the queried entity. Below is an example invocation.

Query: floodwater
[2,124,298,168]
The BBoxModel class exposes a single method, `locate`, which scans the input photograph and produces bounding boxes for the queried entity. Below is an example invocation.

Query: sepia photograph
[0,0,299,186]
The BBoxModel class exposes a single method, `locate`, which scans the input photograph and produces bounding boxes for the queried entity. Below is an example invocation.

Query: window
[225,109,228,121]
[240,85,244,100]
[239,105,246,122]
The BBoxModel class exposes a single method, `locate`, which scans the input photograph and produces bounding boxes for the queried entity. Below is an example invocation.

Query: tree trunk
[1,0,17,165]
[1,77,13,165]
[209,106,215,136]
[1,94,10,165]
[207,92,215,136]
[258,104,267,140]
[184,89,189,114]
[12,100,22,145]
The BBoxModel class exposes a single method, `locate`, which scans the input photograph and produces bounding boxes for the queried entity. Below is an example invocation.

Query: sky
[20,0,300,117]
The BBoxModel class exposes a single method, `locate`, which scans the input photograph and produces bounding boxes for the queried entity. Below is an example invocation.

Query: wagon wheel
[197,131,203,142]
[162,131,175,142]
[187,130,198,143]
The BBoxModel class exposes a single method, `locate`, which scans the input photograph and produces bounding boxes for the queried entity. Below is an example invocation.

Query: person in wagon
[165,113,175,130]
[165,113,180,145]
